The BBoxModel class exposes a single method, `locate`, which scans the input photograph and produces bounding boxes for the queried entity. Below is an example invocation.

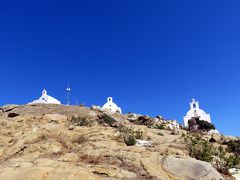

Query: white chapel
[102,97,122,114]
[183,99,211,127]
[29,89,61,105]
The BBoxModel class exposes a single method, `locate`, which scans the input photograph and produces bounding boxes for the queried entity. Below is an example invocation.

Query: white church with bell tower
[29,89,61,105]
[102,97,122,114]
[183,99,211,127]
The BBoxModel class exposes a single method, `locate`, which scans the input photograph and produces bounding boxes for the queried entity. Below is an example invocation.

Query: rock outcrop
[0,104,226,180]
[162,156,223,180]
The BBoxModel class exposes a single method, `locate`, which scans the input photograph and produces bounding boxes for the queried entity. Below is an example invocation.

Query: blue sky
[0,0,240,136]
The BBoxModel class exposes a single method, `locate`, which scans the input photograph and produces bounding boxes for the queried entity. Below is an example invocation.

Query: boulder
[136,139,152,147]
[0,104,19,113]
[162,155,223,180]
[138,116,151,125]
[210,133,224,143]
[229,168,240,180]
[90,105,102,111]
[155,116,164,120]
[140,155,171,179]
[140,155,223,180]
[126,113,140,122]
[43,114,68,123]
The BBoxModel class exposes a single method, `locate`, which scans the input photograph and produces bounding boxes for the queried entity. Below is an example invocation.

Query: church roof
[102,97,122,113]
[29,89,61,104]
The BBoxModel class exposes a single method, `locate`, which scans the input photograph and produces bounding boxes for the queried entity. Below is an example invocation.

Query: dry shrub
[71,134,88,144]
[71,116,94,127]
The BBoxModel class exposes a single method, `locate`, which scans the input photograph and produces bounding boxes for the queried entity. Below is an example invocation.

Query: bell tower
[42,89,47,96]
[190,98,199,110]
[108,97,113,102]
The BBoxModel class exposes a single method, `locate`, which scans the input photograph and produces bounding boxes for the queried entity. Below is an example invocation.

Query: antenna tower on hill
[66,83,71,105]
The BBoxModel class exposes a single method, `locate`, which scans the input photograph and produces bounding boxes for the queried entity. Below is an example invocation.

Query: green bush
[153,124,166,130]
[124,134,136,146]
[217,146,226,159]
[102,113,116,125]
[225,155,240,168]
[134,129,143,139]
[184,133,240,174]
[184,133,215,162]
[100,113,120,127]
[118,126,143,146]
[226,139,240,155]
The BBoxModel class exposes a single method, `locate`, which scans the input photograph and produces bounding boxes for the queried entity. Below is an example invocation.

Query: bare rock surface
[162,155,223,180]
[0,104,226,180]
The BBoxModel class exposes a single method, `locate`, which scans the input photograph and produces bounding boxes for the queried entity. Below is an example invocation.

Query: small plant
[217,146,226,159]
[134,129,143,139]
[153,124,166,130]
[124,134,136,146]
[117,126,143,146]
[102,114,116,124]
[71,116,94,127]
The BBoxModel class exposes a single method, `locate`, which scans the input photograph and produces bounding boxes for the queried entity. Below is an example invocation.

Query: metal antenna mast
[66,83,71,105]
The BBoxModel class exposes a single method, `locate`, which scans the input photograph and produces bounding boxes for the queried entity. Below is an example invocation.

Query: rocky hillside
[0,104,237,180]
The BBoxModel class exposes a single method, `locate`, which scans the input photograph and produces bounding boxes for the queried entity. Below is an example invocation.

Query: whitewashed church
[102,97,122,114]
[29,89,61,104]
[183,99,211,127]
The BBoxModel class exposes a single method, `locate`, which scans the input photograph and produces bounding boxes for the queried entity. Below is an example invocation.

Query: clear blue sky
[0,0,240,136]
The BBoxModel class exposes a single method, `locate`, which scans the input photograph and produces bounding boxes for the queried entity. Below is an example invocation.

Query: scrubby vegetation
[225,139,240,155]
[153,124,166,130]
[101,113,119,127]
[71,116,95,127]
[183,132,240,175]
[117,126,143,146]
[183,132,215,162]
[226,155,240,168]
[134,129,143,139]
